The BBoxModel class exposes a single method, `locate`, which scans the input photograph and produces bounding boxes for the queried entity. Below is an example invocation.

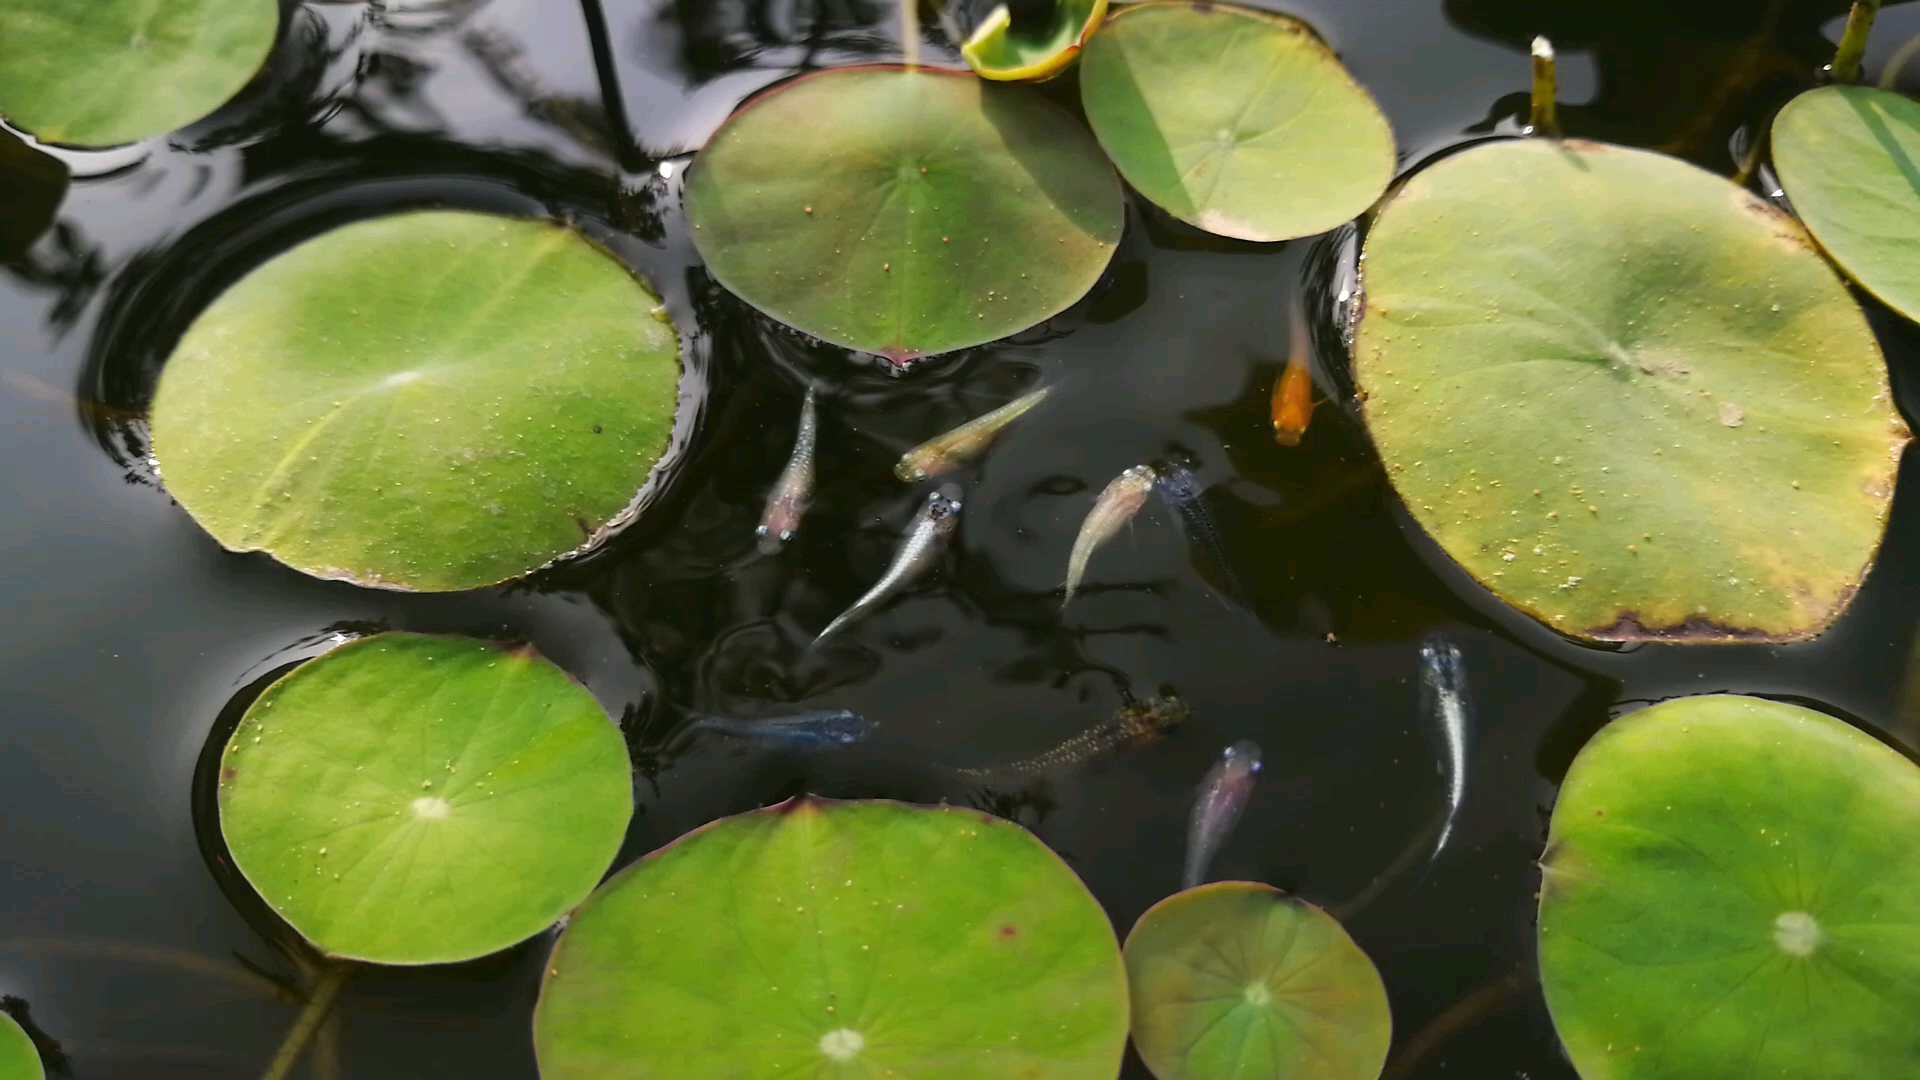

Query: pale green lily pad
[534,797,1129,1079]
[150,210,681,592]
[1773,85,1920,324]
[218,633,633,965]
[683,66,1123,364]
[0,1011,39,1080]
[1539,695,1920,1079]
[962,0,1106,82]
[0,0,279,147]
[1079,1,1395,242]
[1354,138,1907,642]
[1125,882,1391,1080]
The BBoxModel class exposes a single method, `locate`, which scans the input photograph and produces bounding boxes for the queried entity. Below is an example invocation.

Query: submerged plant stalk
[1529,36,1560,136]
[902,0,921,70]
[1831,1,1881,84]
[260,962,353,1080]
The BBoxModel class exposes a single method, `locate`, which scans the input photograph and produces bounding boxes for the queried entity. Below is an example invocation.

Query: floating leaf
[962,0,1106,82]
[1539,695,1920,1079]
[1078,1,1394,242]
[683,66,1123,364]
[0,1010,38,1080]
[1125,882,1391,1080]
[0,0,279,147]
[1353,139,1906,642]
[150,211,682,592]
[534,797,1129,1080]
[218,633,633,965]
[1772,86,1920,324]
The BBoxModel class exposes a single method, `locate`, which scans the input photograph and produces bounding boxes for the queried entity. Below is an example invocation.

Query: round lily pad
[534,797,1129,1080]
[217,632,634,965]
[0,1010,38,1080]
[1125,882,1391,1080]
[1353,138,1906,642]
[1773,86,1920,324]
[0,0,279,147]
[1078,1,1395,242]
[683,66,1123,364]
[1539,695,1920,1079]
[961,0,1106,82]
[150,210,682,592]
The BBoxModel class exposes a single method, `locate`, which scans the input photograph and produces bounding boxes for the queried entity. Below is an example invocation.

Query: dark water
[4,1,1920,1077]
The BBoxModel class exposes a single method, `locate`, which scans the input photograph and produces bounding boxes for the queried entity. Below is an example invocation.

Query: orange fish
[1270,305,1315,446]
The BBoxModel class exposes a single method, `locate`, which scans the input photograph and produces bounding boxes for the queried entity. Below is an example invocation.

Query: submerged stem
[260,962,353,1080]
[1732,119,1770,187]
[901,0,921,70]
[1529,36,1560,136]
[1832,1,1881,83]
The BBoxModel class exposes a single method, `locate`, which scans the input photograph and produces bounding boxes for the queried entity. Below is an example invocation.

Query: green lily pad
[1078,1,1395,242]
[0,1010,39,1080]
[1124,882,1391,1080]
[150,210,681,592]
[961,0,1106,82]
[218,632,633,965]
[1353,138,1907,642]
[0,0,279,147]
[1773,85,1920,324]
[1539,695,1920,1079]
[683,66,1123,364]
[533,797,1129,1079]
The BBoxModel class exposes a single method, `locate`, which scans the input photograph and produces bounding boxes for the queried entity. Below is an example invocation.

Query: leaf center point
[411,796,451,820]
[818,1028,865,1061]
[1242,980,1272,1007]
[1773,911,1820,956]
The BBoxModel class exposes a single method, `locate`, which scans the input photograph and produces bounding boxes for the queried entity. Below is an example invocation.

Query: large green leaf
[0,1010,39,1080]
[1353,138,1906,642]
[533,797,1129,1080]
[1079,1,1395,242]
[961,0,1106,82]
[0,0,279,147]
[1773,85,1920,324]
[1539,695,1920,1079]
[150,211,682,592]
[1125,882,1391,1080]
[218,633,633,965]
[683,66,1123,364]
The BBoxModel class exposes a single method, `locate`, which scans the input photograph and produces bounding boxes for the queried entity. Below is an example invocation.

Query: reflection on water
[1,1,1917,1078]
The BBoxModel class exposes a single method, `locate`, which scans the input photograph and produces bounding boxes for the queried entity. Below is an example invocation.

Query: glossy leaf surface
[151,211,682,592]
[1125,882,1391,1080]
[0,0,278,146]
[1079,1,1395,242]
[218,633,633,965]
[684,66,1123,364]
[1354,138,1905,642]
[1540,695,1920,1079]
[534,797,1129,1079]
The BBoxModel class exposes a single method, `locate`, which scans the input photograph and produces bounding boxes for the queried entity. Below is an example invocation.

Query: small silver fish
[689,708,875,749]
[1063,465,1156,607]
[1419,633,1473,859]
[757,386,817,553]
[895,385,1052,481]
[813,485,963,644]
[1182,740,1262,890]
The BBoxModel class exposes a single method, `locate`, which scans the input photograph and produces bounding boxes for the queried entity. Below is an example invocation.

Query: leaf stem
[260,962,353,1080]
[1732,118,1770,188]
[1831,0,1881,84]
[1529,36,1560,137]
[901,0,921,71]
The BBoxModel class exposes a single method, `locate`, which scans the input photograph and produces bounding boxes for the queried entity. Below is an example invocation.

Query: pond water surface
[4,1,1920,1077]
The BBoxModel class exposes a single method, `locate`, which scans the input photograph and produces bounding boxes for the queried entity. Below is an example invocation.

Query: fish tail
[1180,848,1206,891]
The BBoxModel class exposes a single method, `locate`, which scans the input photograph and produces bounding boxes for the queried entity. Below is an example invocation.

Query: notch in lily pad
[0,0,280,147]
[534,796,1129,1079]
[683,66,1123,365]
[961,0,1106,81]
[150,210,683,592]
[1539,695,1920,1078]
[1353,137,1907,642]
[1125,882,1391,1080]
[1078,1,1395,242]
